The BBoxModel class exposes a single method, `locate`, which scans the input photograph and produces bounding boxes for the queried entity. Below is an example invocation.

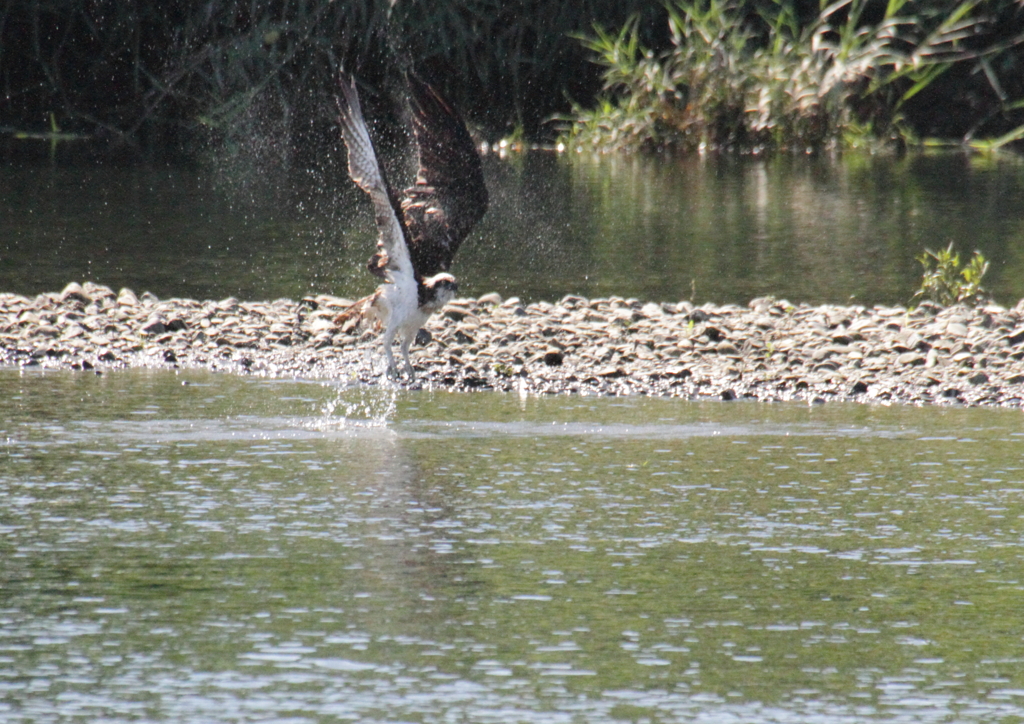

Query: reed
[559,0,1024,153]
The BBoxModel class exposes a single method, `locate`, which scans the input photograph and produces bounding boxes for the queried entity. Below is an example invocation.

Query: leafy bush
[911,243,990,307]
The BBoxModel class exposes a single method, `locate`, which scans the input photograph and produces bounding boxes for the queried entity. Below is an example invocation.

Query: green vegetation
[1,0,1022,159]
[559,0,1024,153]
[0,0,663,156]
[912,243,990,307]
[492,362,516,377]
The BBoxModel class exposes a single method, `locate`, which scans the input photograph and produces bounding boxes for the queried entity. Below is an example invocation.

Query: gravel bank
[4,281,1024,407]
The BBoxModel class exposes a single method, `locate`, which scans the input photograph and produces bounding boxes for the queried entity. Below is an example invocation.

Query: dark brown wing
[401,74,489,278]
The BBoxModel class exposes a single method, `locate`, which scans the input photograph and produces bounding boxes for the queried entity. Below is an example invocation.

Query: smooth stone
[850,380,869,394]
[83,282,115,299]
[1006,327,1024,346]
[477,292,503,306]
[542,348,564,366]
[61,282,91,304]
[640,302,663,318]
[308,318,335,334]
[897,353,925,366]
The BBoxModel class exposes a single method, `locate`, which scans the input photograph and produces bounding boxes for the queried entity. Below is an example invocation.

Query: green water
[2,368,1024,722]
[3,151,1024,306]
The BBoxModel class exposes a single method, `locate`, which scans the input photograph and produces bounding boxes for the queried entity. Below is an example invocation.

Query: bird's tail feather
[333,292,382,335]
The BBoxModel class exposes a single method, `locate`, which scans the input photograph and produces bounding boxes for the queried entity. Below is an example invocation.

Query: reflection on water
[2,151,1024,306]
[2,368,1024,722]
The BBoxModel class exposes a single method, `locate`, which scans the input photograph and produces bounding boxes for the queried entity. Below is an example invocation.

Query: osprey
[334,72,488,378]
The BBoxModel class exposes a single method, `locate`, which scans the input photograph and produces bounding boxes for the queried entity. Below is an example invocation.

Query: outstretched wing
[401,74,489,278]
[336,74,414,281]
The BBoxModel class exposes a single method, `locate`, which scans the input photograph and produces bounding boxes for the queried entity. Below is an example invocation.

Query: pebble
[3,283,1024,407]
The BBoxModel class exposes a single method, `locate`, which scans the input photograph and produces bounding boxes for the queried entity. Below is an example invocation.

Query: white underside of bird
[336,77,438,378]
[367,277,444,378]
[335,71,484,379]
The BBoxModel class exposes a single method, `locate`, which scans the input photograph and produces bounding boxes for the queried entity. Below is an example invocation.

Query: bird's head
[419,273,458,311]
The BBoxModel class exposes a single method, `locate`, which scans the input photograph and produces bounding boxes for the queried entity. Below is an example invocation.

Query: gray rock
[640,302,663,318]
[1006,327,1024,346]
[6,283,1024,408]
[61,282,91,305]
[542,348,564,366]
[897,353,926,367]
[140,317,166,335]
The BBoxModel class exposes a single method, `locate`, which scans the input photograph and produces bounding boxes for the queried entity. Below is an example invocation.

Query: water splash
[317,383,398,429]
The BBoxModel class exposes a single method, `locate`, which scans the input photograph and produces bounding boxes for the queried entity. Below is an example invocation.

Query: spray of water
[316,382,398,429]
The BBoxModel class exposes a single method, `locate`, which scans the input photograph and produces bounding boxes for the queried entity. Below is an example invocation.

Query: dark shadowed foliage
[0,0,666,160]
[2,0,1023,162]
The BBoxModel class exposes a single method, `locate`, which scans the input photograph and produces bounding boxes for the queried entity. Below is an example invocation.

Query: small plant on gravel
[911,243,990,307]
[492,362,516,377]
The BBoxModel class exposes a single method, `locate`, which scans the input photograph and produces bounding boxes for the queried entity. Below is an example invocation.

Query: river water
[3,152,1024,721]
[3,367,1024,723]
[2,151,1024,306]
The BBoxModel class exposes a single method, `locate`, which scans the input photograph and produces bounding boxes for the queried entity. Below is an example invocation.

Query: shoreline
[3,282,1024,408]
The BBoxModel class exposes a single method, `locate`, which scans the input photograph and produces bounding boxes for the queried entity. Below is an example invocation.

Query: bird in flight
[334,72,488,378]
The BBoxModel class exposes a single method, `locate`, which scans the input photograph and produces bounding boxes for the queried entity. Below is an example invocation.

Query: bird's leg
[400,335,416,379]
[382,326,400,379]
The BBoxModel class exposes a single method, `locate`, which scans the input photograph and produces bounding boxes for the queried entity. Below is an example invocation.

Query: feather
[401,73,489,277]
[334,71,488,378]
[336,76,413,281]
